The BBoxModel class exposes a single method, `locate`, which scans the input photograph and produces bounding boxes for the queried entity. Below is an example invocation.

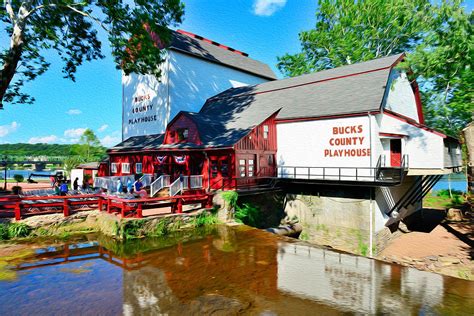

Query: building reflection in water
[7,226,474,315]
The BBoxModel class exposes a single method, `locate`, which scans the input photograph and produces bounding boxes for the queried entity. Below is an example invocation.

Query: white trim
[111,163,118,174]
[135,162,143,174]
[122,163,130,174]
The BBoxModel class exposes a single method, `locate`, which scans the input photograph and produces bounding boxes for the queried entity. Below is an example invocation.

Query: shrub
[0,224,9,240]
[235,203,261,227]
[13,174,24,185]
[152,219,170,237]
[221,191,238,208]
[7,223,31,238]
[194,212,218,227]
[451,194,464,206]
[436,189,463,198]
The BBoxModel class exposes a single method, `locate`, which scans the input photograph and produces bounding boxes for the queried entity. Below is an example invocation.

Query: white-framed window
[111,163,118,173]
[239,159,246,177]
[135,163,142,174]
[122,163,130,174]
[248,159,254,177]
[263,125,269,139]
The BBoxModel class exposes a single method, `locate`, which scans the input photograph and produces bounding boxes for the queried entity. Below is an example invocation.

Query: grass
[424,190,466,209]
[235,203,261,227]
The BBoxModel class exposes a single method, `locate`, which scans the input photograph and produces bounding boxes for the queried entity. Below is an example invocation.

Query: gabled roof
[108,134,164,153]
[200,53,404,120]
[170,30,277,80]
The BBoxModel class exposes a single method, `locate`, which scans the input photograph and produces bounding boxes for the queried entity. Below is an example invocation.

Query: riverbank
[0,209,219,242]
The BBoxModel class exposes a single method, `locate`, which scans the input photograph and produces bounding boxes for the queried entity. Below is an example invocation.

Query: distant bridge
[2,156,68,171]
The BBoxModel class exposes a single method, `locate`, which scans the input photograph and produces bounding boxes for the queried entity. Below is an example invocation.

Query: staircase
[386,174,443,221]
[150,175,171,197]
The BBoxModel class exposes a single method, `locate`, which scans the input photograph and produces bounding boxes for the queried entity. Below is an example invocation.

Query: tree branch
[5,0,15,23]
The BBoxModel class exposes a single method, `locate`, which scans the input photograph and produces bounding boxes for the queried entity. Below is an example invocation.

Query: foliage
[6,222,31,239]
[63,155,85,177]
[1,0,185,108]
[221,191,238,208]
[194,212,218,227]
[119,220,146,240]
[436,189,464,198]
[0,143,106,157]
[235,203,261,227]
[13,174,24,184]
[277,0,473,136]
[0,224,8,240]
[79,129,102,160]
[151,218,170,237]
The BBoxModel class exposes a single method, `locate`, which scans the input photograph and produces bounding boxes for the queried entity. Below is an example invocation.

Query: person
[54,182,60,195]
[50,176,55,188]
[117,179,123,194]
[134,178,143,192]
[59,181,68,196]
[137,188,148,199]
[127,178,133,193]
[73,177,79,191]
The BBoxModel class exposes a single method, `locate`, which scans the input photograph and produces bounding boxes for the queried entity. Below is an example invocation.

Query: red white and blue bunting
[156,155,167,164]
[174,155,188,165]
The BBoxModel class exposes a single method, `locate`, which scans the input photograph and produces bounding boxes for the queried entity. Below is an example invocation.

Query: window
[111,163,118,173]
[211,160,218,178]
[268,154,274,165]
[220,160,229,177]
[239,159,246,177]
[248,159,254,177]
[135,163,142,174]
[177,128,189,141]
[263,125,269,139]
[122,163,130,174]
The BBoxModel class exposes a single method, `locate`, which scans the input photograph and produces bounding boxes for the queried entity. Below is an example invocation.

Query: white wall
[377,114,445,169]
[277,116,376,179]
[121,50,270,141]
[168,51,269,120]
[383,70,420,122]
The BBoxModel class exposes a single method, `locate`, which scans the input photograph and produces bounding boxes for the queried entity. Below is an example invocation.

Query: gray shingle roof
[170,31,277,80]
[186,54,404,148]
[108,134,164,152]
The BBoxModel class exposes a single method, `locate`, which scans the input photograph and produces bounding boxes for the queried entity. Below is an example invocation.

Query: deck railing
[150,175,171,197]
[169,175,204,196]
[189,175,203,189]
[94,176,135,192]
[139,174,153,187]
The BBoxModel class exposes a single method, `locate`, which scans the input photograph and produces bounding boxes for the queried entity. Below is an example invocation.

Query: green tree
[0,0,184,108]
[79,128,102,160]
[277,0,473,136]
[13,174,24,185]
[63,155,85,177]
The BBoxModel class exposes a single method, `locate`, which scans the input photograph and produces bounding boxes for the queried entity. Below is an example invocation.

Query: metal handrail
[169,178,183,196]
[139,174,153,187]
[150,175,170,197]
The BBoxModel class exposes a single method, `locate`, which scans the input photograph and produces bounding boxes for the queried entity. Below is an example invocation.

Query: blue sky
[0,0,317,146]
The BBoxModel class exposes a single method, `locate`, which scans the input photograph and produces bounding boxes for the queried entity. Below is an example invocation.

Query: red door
[390,139,402,167]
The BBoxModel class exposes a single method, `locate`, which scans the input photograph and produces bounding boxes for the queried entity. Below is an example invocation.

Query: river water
[0,226,472,315]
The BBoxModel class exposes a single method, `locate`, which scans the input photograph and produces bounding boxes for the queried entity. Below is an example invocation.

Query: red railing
[0,192,213,220]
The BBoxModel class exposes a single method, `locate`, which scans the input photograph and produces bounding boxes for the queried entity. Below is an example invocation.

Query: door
[390,139,402,167]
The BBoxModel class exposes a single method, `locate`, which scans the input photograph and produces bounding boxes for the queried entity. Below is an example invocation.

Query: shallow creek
[0,225,473,315]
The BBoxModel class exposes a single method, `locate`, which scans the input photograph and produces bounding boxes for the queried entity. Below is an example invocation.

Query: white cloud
[253,0,287,16]
[66,109,82,115]
[28,135,58,144]
[101,134,121,147]
[98,124,109,132]
[64,127,87,139]
[0,121,19,137]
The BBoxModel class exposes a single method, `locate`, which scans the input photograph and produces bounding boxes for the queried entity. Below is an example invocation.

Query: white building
[122,29,276,140]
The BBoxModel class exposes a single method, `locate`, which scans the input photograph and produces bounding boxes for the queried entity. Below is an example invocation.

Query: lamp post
[1,155,7,191]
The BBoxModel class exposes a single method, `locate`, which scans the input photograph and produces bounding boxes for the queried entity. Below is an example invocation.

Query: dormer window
[177,128,189,141]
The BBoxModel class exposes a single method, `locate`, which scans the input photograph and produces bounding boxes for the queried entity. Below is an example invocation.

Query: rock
[438,257,461,266]
[447,208,463,221]
[425,255,438,261]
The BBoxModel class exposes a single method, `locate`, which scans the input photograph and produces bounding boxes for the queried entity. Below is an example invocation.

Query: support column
[63,199,70,217]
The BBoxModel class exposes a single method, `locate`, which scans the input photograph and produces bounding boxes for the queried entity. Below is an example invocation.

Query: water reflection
[0,226,473,315]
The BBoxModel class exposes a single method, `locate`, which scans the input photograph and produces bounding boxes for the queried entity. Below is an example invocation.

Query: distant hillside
[0,143,106,157]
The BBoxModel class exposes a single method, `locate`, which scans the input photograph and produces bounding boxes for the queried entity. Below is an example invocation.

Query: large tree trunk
[463,122,474,194]
[0,23,24,107]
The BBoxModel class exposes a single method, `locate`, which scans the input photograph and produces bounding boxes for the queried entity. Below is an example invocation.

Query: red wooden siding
[164,114,202,145]
[235,113,277,177]
[108,154,156,176]
[235,114,277,152]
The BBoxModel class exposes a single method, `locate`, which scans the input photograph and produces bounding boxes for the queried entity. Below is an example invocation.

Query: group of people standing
[116,177,146,198]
